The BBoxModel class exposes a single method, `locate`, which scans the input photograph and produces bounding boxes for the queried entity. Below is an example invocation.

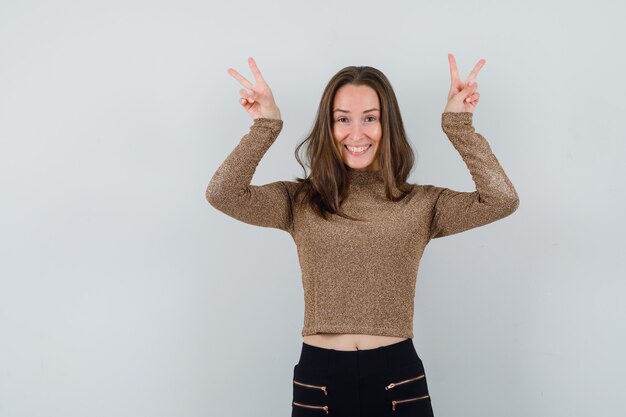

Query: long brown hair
[291,65,416,221]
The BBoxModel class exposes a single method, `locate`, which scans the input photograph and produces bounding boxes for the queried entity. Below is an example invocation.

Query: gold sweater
[206,112,519,338]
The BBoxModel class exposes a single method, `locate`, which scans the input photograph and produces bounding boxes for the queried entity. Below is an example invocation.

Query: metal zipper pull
[385,374,425,390]
[391,394,430,410]
[293,379,328,395]
[293,401,330,414]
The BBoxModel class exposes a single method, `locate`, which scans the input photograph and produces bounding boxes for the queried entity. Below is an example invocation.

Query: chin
[346,160,376,170]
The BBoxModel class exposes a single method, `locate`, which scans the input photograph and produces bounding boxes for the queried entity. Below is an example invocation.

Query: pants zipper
[385,374,425,390]
[391,394,430,410]
[293,401,330,414]
[293,379,328,395]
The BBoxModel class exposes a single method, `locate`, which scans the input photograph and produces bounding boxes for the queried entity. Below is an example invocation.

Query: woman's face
[332,84,382,171]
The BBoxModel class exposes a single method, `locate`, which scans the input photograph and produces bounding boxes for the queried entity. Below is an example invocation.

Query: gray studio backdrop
[1,0,624,416]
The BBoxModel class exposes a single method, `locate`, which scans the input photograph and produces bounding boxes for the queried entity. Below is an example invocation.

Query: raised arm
[428,111,519,239]
[205,117,294,233]
[206,57,295,233]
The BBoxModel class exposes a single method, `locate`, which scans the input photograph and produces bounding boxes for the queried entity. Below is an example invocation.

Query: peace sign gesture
[227,56,282,120]
[443,53,486,113]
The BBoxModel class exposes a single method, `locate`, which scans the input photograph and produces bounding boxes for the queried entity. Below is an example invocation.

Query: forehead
[333,84,380,111]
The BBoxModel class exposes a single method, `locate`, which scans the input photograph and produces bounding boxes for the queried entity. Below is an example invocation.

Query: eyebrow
[333,108,380,113]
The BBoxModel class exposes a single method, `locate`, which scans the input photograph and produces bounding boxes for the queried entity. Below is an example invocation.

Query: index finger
[465,58,486,83]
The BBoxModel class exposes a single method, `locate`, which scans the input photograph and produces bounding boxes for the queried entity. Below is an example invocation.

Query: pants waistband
[297,338,420,377]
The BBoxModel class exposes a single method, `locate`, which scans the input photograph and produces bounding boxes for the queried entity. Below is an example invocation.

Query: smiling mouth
[344,144,372,155]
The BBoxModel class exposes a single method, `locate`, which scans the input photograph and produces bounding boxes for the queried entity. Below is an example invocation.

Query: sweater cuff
[251,117,284,134]
[441,112,473,130]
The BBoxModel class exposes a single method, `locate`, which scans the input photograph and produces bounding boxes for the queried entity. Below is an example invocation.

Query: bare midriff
[303,333,408,351]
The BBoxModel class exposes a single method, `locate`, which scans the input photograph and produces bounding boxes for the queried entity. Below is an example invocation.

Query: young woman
[206,54,519,416]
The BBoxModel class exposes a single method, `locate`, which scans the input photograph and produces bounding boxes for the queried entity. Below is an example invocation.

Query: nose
[350,122,363,140]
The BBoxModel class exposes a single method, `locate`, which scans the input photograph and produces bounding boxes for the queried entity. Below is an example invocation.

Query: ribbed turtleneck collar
[346,168,384,185]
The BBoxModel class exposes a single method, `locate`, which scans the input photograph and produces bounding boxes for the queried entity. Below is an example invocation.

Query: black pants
[291,338,435,416]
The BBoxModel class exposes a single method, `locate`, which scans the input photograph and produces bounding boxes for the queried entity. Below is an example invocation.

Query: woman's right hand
[227,57,282,120]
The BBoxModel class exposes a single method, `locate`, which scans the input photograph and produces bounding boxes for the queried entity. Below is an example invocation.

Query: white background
[1,0,624,416]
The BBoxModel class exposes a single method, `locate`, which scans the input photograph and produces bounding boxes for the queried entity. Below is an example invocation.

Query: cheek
[333,128,348,150]
[333,125,347,139]
[333,134,344,153]
[369,126,382,145]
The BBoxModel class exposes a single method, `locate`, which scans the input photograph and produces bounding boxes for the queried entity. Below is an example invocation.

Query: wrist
[266,106,281,120]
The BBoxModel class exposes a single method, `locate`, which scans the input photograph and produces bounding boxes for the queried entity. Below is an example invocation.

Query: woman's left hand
[443,53,486,113]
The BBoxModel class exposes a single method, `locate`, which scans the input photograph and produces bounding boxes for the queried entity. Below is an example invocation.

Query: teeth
[346,145,370,153]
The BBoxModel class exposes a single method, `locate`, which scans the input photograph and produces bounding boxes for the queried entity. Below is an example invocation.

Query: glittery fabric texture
[206,113,519,338]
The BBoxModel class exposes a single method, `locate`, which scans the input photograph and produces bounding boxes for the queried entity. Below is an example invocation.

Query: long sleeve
[205,117,294,234]
[428,112,520,239]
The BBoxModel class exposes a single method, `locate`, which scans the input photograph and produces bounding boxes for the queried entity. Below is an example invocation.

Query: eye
[337,117,348,123]
[365,116,376,122]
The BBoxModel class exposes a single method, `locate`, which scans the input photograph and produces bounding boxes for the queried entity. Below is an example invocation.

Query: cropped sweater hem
[302,324,414,339]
